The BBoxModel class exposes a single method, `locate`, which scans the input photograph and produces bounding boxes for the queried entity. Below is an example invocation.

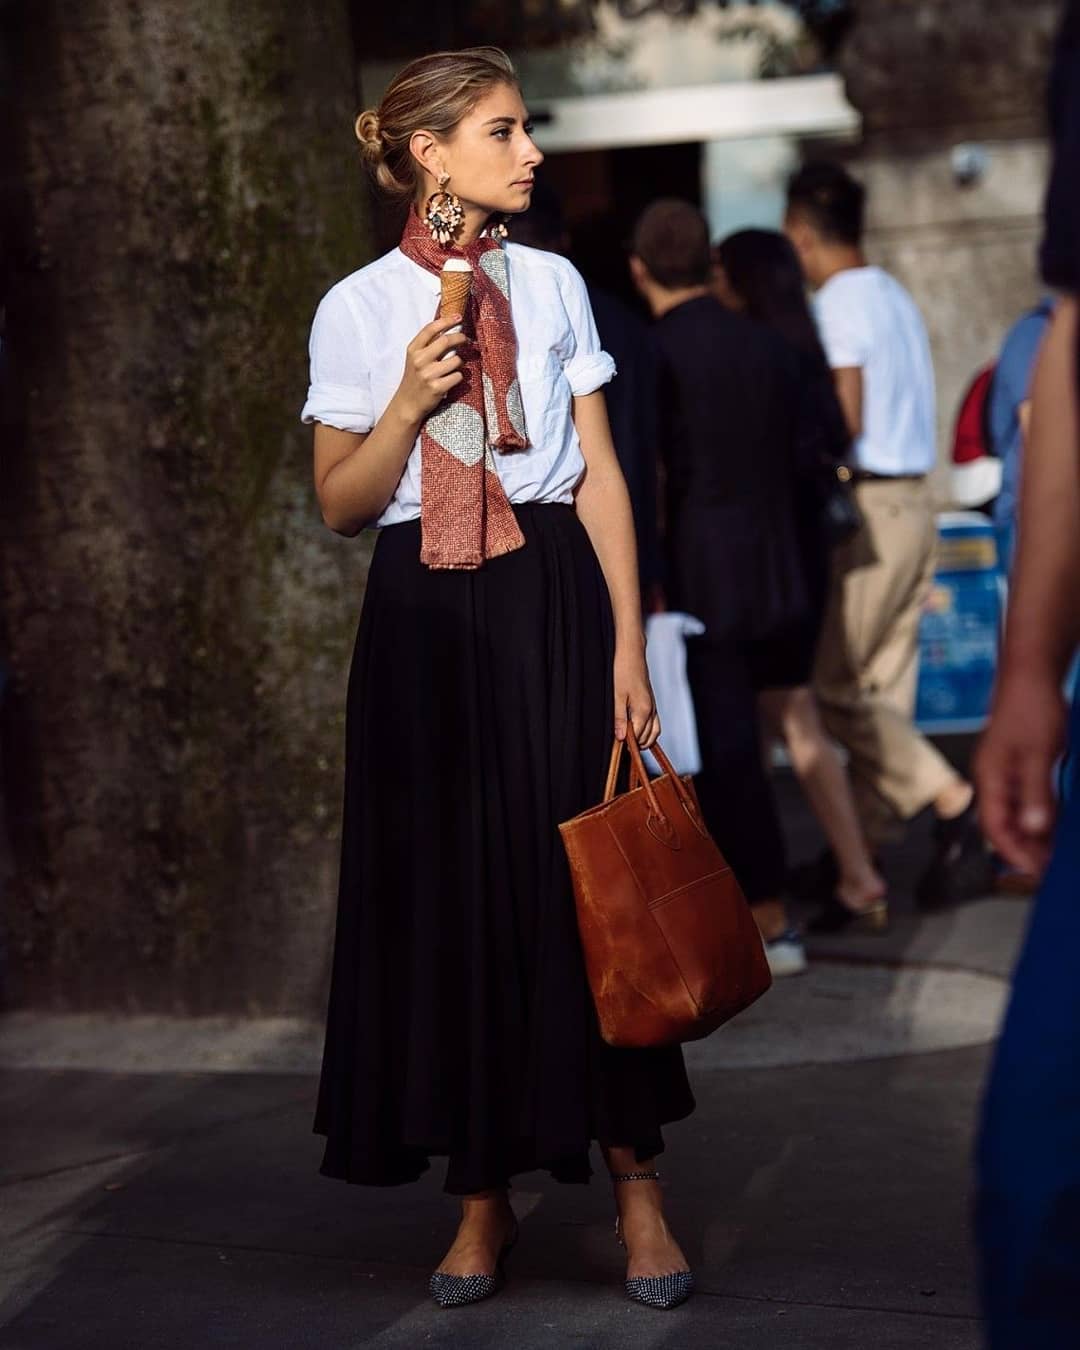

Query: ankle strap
[610,1169,660,1183]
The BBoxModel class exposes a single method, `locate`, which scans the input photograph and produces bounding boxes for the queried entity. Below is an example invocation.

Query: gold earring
[424,171,463,245]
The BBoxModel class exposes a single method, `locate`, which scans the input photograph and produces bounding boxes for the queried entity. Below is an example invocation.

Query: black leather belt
[852,471,927,483]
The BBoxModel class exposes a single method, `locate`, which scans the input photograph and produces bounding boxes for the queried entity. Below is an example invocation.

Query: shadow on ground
[0,736,1020,1349]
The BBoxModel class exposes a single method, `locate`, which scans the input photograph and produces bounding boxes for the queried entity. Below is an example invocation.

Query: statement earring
[488,215,509,241]
[424,171,464,245]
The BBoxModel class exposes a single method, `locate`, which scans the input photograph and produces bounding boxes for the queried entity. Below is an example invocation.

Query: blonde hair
[355,47,519,201]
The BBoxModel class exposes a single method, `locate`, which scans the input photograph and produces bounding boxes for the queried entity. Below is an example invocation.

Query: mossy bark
[0,1,372,1012]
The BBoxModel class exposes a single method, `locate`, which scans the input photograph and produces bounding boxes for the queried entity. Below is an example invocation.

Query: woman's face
[435,83,543,216]
[709,258,744,312]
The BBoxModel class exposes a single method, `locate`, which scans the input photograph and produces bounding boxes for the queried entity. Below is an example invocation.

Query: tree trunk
[0,1,371,1013]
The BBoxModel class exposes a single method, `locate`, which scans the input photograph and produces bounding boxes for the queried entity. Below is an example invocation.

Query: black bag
[794,365,863,548]
[820,461,863,547]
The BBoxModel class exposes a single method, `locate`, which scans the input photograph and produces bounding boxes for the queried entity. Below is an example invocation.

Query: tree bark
[1,1,371,1012]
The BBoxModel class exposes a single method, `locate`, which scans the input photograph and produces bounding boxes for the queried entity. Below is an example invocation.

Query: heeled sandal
[807,894,889,935]
[429,1218,519,1309]
[611,1169,694,1310]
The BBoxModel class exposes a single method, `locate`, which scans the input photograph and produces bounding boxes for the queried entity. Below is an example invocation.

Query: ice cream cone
[439,259,473,332]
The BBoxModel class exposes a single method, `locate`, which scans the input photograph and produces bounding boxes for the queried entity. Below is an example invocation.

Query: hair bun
[355,109,384,156]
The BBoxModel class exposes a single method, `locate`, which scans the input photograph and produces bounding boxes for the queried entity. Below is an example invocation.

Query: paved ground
[0,754,1030,1350]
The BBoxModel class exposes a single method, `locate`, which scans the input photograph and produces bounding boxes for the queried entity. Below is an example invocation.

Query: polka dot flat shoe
[429,1221,518,1309]
[612,1170,694,1311]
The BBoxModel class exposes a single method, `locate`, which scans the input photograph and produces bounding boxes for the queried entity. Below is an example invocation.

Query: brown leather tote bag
[559,727,772,1049]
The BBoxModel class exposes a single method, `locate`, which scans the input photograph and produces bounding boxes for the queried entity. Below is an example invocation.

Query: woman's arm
[976,296,1080,873]
[832,366,863,441]
[572,389,659,749]
[314,315,468,535]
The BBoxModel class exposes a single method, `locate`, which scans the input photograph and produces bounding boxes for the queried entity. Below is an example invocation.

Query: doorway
[541,140,703,307]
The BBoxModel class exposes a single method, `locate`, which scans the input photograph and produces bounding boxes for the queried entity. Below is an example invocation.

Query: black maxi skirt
[314,502,695,1195]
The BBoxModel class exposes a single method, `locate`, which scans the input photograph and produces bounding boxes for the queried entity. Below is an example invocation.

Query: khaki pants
[812,478,957,846]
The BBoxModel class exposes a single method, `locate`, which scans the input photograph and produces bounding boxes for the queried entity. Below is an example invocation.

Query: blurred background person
[631,199,812,976]
[784,162,993,910]
[711,229,887,931]
[514,183,662,606]
[976,2,1080,1342]
[946,362,1004,518]
[988,296,1056,574]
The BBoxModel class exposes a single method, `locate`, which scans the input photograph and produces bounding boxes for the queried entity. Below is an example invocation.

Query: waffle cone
[439,268,473,319]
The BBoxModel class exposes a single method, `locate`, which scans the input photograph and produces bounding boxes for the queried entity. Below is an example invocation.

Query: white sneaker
[764,928,808,978]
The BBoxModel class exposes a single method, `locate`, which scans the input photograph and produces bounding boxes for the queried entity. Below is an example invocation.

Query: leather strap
[852,470,926,484]
[610,1170,661,1183]
[603,726,704,833]
[603,736,624,802]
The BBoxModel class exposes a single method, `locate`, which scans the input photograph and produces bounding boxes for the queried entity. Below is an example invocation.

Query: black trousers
[685,636,788,903]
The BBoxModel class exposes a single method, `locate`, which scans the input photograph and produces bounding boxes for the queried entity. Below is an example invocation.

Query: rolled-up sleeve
[555,258,617,396]
[300,285,375,433]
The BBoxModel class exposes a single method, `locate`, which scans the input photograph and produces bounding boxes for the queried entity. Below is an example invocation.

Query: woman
[711,229,888,929]
[302,47,694,1310]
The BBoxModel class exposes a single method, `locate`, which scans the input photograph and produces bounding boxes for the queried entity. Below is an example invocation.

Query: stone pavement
[0,763,1030,1350]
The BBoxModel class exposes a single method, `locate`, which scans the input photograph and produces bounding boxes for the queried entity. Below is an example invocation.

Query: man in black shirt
[630,199,810,974]
[975,3,1080,1343]
[512,184,662,601]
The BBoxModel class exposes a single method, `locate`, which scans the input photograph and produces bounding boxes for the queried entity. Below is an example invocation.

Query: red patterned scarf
[398,209,528,569]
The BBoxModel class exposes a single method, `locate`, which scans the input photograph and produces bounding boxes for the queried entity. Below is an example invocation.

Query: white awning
[530,73,859,153]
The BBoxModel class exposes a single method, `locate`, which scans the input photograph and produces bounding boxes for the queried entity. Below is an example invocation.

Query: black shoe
[612,1171,694,1311]
[808,895,889,935]
[789,849,886,904]
[916,802,995,910]
[787,849,839,902]
[429,1221,518,1309]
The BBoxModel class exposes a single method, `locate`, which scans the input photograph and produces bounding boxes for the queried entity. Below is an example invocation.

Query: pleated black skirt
[315,502,695,1194]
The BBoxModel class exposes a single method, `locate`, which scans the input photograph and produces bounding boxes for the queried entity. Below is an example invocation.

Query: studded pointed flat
[612,1170,694,1311]
[429,1220,518,1309]
[624,1267,695,1310]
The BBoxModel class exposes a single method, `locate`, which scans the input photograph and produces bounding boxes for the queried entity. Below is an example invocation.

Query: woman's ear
[409,129,443,185]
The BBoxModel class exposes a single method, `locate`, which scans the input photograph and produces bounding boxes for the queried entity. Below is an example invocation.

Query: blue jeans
[977,691,1080,1348]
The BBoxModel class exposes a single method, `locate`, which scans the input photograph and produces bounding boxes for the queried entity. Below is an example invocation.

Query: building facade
[363,0,1061,468]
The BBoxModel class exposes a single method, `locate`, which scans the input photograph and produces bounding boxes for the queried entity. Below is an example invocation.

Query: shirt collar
[396,239,508,293]
[396,248,441,293]
[657,293,714,322]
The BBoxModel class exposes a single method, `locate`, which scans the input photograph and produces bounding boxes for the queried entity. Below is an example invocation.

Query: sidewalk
[0,772,1027,1350]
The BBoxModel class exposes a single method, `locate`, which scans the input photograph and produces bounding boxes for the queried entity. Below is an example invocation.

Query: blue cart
[915,511,1005,735]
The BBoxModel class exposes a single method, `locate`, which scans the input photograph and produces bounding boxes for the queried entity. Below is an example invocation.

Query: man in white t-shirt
[784,162,992,911]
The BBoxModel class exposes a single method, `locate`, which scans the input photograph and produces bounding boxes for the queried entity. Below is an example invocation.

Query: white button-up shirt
[301,243,616,528]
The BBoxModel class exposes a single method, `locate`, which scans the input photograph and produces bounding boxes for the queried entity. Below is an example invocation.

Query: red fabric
[398,210,527,570]
[951,363,997,464]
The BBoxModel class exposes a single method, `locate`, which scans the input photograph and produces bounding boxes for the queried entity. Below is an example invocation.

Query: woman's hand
[614,640,660,750]
[315,315,469,534]
[393,315,470,422]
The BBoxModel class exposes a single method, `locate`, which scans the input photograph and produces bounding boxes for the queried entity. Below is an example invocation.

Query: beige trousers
[812,477,957,845]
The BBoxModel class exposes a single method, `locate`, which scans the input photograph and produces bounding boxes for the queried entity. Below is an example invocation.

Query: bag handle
[603,725,707,834]
[604,725,662,813]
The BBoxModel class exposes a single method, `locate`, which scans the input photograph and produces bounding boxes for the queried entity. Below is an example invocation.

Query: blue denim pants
[977,690,1080,1348]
